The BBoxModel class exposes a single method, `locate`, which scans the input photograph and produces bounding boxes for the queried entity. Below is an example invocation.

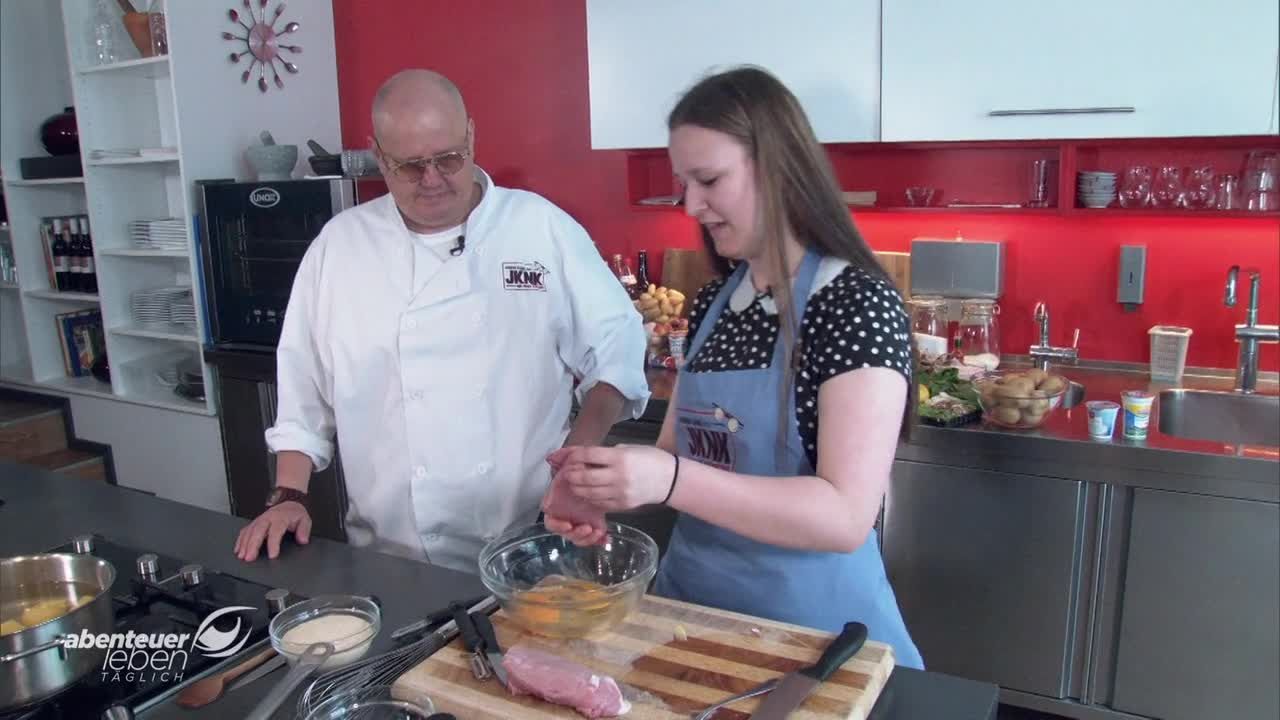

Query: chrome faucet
[1029,301,1080,371]
[1225,266,1279,394]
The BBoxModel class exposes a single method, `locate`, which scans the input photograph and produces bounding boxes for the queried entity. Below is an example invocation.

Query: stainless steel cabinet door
[883,461,1087,697]
[1111,489,1280,720]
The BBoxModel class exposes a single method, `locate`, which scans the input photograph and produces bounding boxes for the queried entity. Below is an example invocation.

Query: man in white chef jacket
[233,69,649,573]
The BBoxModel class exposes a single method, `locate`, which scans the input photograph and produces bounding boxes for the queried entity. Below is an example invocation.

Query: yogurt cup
[1121,391,1155,440]
[1086,401,1120,439]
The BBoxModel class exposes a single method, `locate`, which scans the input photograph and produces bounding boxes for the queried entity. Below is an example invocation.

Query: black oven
[198,178,356,349]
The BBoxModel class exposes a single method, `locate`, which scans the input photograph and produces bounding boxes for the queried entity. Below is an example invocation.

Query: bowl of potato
[974,369,1070,430]
[634,284,686,324]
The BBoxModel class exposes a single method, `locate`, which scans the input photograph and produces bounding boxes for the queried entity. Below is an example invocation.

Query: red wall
[333,0,1278,373]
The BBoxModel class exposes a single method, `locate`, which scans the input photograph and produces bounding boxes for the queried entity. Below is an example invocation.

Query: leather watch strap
[265,486,308,510]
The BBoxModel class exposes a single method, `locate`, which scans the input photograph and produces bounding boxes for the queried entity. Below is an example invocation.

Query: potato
[1024,369,1048,387]
[1022,408,1048,426]
[656,314,670,323]
[1005,377,1036,396]
[1039,375,1067,395]
[659,300,674,315]
[668,289,685,304]
[639,296,659,309]
[0,619,24,636]
[1029,390,1051,414]
[981,386,999,408]
[993,406,1023,425]
[994,385,1026,404]
[647,284,657,294]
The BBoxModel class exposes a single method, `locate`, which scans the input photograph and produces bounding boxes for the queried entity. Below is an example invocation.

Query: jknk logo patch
[677,406,740,471]
[502,261,550,291]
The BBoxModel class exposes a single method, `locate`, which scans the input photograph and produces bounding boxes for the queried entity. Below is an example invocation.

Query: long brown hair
[668,66,915,447]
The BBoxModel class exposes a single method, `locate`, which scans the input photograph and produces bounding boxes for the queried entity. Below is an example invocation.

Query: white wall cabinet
[586,0,881,149]
[881,0,1280,141]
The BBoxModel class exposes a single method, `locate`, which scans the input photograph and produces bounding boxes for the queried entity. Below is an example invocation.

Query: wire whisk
[298,596,497,717]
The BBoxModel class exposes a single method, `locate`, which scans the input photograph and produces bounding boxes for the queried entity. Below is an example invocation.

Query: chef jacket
[265,167,649,572]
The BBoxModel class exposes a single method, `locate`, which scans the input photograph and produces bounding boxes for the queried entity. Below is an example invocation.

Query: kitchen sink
[1062,381,1086,409]
[1158,389,1280,447]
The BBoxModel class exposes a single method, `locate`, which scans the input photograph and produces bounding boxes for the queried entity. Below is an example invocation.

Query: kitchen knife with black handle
[470,611,509,687]
[748,621,868,719]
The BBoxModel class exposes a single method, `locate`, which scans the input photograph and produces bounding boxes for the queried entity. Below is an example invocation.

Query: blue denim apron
[652,250,924,669]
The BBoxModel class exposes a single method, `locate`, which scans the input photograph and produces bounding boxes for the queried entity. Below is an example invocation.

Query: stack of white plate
[1078,171,1117,208]
[170,298,197,326]
[129,218,188,251]
[131,286,191,326]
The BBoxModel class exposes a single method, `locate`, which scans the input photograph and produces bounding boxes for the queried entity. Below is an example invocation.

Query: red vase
[40,107,79,156]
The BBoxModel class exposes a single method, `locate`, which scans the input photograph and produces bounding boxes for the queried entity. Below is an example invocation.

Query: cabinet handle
[988,106,1136,117]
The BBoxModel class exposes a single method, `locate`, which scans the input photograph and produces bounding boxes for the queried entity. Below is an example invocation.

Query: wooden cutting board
[392,594,895,720]
[660,248,716,304]
[873,251,911,299]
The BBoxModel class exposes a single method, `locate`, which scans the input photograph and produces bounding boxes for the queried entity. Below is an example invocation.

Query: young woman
[546,66,922,669]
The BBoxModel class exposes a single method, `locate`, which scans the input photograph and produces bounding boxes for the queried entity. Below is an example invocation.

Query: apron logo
[685,426,733,467]
[502,261,549,292]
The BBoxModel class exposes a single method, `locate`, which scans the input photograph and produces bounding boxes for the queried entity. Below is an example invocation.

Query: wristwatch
[265,486,308,510]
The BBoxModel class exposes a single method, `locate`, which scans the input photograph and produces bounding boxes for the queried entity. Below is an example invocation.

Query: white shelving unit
[5,177,86,186]
[0,0,340,421]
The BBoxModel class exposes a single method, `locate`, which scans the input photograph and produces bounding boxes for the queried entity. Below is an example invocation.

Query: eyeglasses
[375,130,471,182]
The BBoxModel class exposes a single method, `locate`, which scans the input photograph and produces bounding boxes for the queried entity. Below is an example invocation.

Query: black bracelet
[661,453,679,505]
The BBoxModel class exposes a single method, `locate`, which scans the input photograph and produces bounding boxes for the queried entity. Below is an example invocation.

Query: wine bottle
[67,217,85,293]
[81,216,97,294]
[51,217,70,292]
[611,253,638,299]
[636,250,651,291]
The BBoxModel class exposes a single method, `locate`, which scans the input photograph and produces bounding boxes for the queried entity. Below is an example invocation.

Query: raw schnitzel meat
[541,470,607,541]
[502,644,630,718]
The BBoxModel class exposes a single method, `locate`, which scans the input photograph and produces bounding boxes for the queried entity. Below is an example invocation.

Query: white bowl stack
[1078,171,1117,208]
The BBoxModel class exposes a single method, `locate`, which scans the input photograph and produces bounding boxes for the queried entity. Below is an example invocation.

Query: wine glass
[1151,165,1184,209]
[1118,165,1153,208]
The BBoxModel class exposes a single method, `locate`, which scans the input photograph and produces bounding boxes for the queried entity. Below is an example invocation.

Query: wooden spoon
[174,647,276,708]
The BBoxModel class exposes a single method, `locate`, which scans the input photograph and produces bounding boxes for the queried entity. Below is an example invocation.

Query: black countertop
[0,462,998,720]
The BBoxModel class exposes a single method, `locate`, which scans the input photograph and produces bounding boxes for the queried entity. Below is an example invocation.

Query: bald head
[372,69,468,140]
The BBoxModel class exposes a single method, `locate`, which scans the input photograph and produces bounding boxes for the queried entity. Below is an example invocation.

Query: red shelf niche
[626,150,677,206]
[622,136,1280,217]
[852,206,1060,215]
[1067,135,1280,210]
[827,141,1060,211]
[1065,207,1280,219]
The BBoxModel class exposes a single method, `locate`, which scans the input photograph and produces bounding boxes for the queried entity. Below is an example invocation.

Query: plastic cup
[1121,391,1155,439]
[1086,401,1120,439]
[667,330,688,366]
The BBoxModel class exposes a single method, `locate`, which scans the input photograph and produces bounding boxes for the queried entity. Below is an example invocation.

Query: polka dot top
[683,259,912,468]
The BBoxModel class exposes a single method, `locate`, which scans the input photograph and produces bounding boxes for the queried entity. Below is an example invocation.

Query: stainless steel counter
[622,363,1280,720]
[631,364,1279,503]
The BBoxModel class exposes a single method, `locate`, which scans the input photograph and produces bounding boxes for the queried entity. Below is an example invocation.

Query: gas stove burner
[2,535,300,720]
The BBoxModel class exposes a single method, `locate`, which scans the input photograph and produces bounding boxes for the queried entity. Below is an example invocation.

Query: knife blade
[748,621,867,719]
[471,611,509,687]
[226,653,286,693]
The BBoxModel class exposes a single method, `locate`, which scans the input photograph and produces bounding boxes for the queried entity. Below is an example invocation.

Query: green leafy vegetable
[920,368,979,405]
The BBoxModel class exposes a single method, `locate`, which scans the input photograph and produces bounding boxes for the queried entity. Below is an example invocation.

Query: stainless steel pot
[0,553,117,710]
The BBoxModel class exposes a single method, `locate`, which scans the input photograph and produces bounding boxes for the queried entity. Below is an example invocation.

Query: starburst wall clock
[222,0,302,92]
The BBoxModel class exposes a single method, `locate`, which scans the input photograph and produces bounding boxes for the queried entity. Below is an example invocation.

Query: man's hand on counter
[234,501,312,562]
